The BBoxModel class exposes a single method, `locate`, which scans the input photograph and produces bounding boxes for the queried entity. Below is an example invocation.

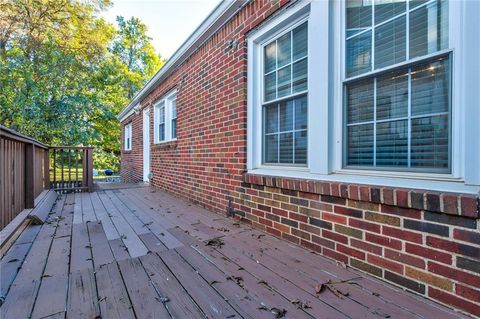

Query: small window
[154,91,177,143]
[124,123,132,151]
[344,0,450,173]
[263,21,308,165]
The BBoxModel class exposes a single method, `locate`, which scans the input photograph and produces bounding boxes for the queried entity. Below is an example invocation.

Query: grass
[50,168,119,181]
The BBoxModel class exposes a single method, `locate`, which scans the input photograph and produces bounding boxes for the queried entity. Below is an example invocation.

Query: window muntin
[124,123,132,151]
[262,21,308,165]
[344,0,450,173]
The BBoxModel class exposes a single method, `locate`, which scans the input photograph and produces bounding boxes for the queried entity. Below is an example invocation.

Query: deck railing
[0,125,94,229]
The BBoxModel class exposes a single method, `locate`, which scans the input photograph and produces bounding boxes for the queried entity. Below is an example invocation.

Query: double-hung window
[154,91,177,143]
[263,21,308,165]
[124,123,132,151]
[344,0,450,173]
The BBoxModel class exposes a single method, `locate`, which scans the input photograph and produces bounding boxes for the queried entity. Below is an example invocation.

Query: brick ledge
[243,173,479,219]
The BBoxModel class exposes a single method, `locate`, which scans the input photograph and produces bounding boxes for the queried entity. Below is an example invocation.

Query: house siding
[120,1,480,316]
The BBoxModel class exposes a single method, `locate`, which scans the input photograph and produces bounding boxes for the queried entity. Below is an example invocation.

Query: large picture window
[344,0,450,172]
[263,21,308,165]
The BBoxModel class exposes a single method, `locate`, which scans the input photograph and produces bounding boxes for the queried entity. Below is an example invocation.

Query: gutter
[117,0,249,122]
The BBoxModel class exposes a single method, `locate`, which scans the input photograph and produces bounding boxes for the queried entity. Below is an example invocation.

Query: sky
[102,0,221,59]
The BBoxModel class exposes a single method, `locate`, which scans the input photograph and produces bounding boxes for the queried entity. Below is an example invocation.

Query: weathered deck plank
[95,262,135,319]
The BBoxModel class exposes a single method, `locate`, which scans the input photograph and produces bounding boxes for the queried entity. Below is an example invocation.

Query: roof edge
[117,0,248,122]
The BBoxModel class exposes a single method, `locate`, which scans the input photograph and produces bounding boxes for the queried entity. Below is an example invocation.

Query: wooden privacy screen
[0,125,94,229]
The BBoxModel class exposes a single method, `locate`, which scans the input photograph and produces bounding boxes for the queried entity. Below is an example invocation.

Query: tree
[0,0,164,170]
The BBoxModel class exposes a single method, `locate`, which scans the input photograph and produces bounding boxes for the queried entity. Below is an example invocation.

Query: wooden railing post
[87,148,94,192]
[44,148,50,190]
[25,143,35,209]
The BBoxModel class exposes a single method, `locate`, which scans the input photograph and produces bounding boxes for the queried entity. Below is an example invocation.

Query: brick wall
[120,0,480,316]
[120,113,143,183]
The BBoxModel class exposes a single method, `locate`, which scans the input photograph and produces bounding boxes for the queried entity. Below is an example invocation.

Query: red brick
[381,188,394,205]
[456,284,480,303]
[359,186,370,202]
[349,219,381,233]
[405,243,452,265]
[382,226,423,244]
[350,239,382,255]
[334,206,362,218]
[368,254,404,274]
[442,194,458,215]
[384,249,425,269]
[300,239,322,254]
[395,189,409,207]
[428,287,480,317]
[426,236,480,259]
[282,232,299,245]
[288,211,308,223]
[322,212,347,225]
[381,205,421,219]
[453,228,480,245]
[311,235,335,249]
[271,207,288,217]
[366,233,402,250]
[461,196,479,218]
[337,244,366,260]
[349,185,359,200]
[310,201,332,212]
[323,248,348,264]
[298,191,319,201]
[322,229,348,244]
[428,262,480,288]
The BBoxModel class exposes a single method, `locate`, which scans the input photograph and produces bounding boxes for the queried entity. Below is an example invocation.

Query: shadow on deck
[0,185,470,319]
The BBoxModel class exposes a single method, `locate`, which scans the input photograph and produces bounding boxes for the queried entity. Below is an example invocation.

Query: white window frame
[154,90,177,144]
[124,123,132,151]
[247,0,480,194]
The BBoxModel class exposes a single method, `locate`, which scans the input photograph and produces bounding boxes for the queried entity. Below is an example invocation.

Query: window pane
[292,22,308,61]
[265,134,278,163]
[277,65,291,98]
[159,123,165,141]
[409,0,448,59]
[279,133,293,163]
[346,79,374,124]
[346,31,372,77]
[279,100,293,132]
[172,119,177,139]
[376,70,408,120]
[376,120,408,167]
[294,130,307,164]
[347,124,374,166]
[292,58,307,93]
[294,96,307,131]
[411,57,449,116]
[346,0,372,30]
[375,16,406,69]
[264,104,279,134]
[171,99,177,118]
[277,32,291,68]
[375,0,406,24]
[264,42,276,73]
[264,72,276,101]
[411,115,449,169]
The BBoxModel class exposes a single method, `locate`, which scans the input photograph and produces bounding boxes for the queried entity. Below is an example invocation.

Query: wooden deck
[0,186,470,319]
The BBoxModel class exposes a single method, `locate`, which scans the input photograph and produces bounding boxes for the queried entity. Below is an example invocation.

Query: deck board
[0,185,470,319]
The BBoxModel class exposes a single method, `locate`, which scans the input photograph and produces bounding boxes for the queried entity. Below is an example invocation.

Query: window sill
[244,169,479,219]
[247,167,479,194]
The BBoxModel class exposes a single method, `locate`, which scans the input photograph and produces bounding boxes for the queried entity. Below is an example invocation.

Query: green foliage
[0,0,164,170]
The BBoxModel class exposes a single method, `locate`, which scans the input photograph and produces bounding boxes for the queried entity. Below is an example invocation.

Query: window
[263,21,308,165]
[344,0,450,173]
[124,123,132,151]
[154,91,177,143]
